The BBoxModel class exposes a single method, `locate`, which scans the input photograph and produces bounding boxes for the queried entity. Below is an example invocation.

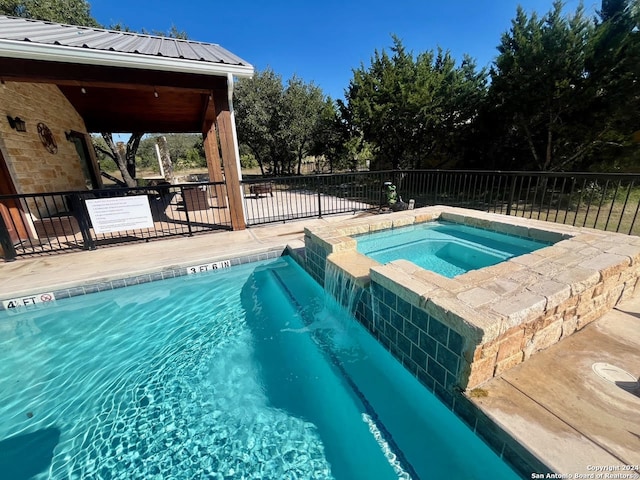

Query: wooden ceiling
[0,57,229,133]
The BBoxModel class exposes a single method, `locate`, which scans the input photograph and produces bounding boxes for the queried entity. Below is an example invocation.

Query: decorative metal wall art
[37,122,57,154]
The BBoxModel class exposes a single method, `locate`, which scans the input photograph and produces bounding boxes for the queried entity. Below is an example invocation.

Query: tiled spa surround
[303,206,640,391]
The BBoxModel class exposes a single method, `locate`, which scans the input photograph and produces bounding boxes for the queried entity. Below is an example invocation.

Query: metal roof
[0,15,252,70]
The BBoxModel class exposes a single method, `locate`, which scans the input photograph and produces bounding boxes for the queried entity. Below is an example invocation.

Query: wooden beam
[212,87,245,230]
[200,93,217,133]
[202,93,226,207]
[1,57,229,133]
[0,58,228,91]
[84,118,204,133]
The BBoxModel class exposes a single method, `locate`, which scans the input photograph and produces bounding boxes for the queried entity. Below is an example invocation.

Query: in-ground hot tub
[303,206,640,393]
[356,221,551,278]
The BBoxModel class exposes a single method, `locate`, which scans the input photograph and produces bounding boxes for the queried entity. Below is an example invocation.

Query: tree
[489,2,591,171]
[234,68,285,175]
[234,68,327,176]
[581,0,640,171]
[94,133,142,187]
[488,0,639,172]
[0,0,100,26]
[310,98,351,172]
[110,22,189,39]
[134,134,205,172]
[344,36,487,170]
[282,76,325,175]
[489,1,636,171]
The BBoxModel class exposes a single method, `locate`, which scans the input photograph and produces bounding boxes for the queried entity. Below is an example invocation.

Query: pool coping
[0,213,346,308]
[0,244,291,310]
[472,299,640,476]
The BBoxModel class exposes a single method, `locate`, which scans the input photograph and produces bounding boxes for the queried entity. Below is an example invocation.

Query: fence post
[180,186,194,236]
[0,212,17,261]
[506,176,517,216]
[317,176,323,218]
[69,193,96,250]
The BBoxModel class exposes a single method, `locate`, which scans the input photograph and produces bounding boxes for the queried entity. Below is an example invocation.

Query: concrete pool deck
[0,214,344,300]
[0,211,638,477]
[474,293,640,476]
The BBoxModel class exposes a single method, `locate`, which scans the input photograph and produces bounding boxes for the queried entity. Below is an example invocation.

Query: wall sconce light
[7,116,26,132]
[153,88,159,98]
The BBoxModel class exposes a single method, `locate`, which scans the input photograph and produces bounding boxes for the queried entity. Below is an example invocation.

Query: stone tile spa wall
[303,207,640,392]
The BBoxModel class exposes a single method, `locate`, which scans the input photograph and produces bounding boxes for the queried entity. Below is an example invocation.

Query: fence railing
[241,171,388,225]
[2,170,639,261]
[0,182,232,261]
[242,170,640,236]
[394,170,640,236]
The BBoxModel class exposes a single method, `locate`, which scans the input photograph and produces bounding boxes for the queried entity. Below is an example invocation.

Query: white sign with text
[85,196,154,234]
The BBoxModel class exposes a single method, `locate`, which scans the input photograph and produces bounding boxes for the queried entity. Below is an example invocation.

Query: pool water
[356,221,549,277]
[0,257,518,479]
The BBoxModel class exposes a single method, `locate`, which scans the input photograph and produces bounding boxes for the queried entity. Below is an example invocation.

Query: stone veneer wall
[304,207,640,392]
[0,82,89,202]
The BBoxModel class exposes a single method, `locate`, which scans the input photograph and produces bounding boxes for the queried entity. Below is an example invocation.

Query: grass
[505,186,640,236]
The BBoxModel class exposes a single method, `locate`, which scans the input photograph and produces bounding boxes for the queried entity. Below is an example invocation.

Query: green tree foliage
[283,76,325,175]
[0,0,99,26]
[95,133,206,179]
[341,1,637,173]
[310,98,351,172]
[91,134,116,170]
[487,0,639,171]
[343,36,487,170]
[582,0,640,171]
[488,2,594,171]
[93,133,204,186]
[234,68,327,176]
[134,134,206,171]
[234,68,284,176]
[110,22,188,39]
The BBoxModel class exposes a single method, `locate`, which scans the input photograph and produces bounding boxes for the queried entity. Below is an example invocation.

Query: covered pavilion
[0,15,254,234]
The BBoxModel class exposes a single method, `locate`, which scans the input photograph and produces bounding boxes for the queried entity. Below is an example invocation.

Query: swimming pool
[0,256,518,479]
[356,221,550,277]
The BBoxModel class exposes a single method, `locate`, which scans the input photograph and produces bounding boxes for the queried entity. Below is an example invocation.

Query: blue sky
[89,0,593,99]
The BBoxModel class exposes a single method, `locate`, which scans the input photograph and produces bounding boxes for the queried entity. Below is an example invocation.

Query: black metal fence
[2,170,639,261]
[0,182,232,261]
[241,171,387,225]
[394,170,640,236]
[241,170,640,236]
